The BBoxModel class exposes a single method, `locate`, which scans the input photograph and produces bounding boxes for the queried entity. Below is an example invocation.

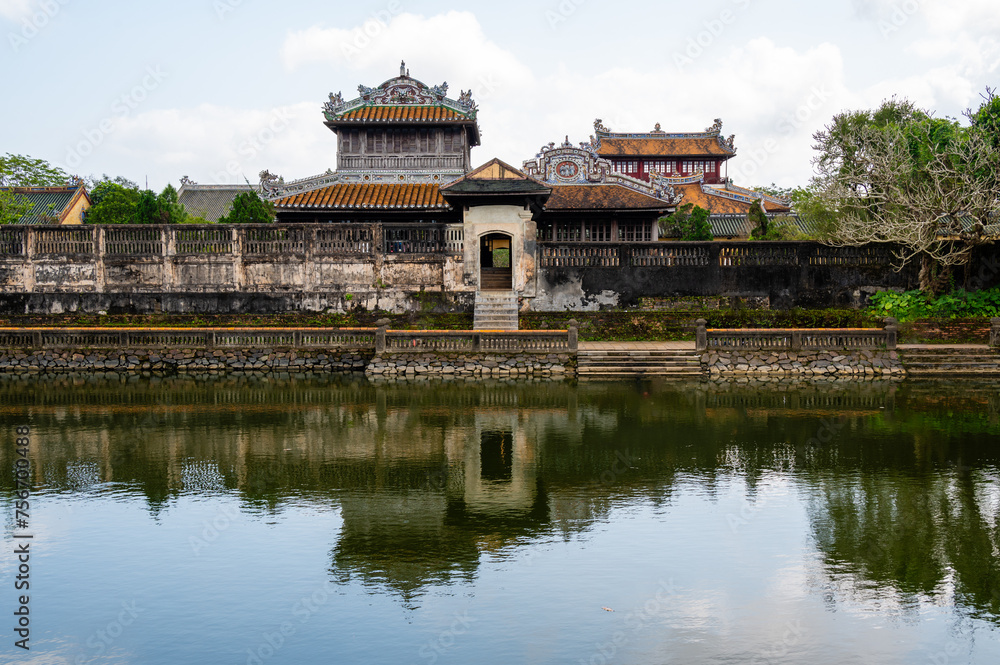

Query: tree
[134,190,161,225]
[657,203,713,241]
[0,153,68,187]
[158,184,188,224]
[748,199,770,239]
[0,189,33,224]
[812,94,1000,293]
[219,191,274,224]
[86,183,142,224]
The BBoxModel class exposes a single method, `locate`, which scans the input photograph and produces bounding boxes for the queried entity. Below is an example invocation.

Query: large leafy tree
[658,203,712,241]
[0,153,68,187]
[86,179,189,224]
[812,93,1000,293]
[0,190,34,224]
[219,191,274,224]
[1,154,69,223]
[86,183,143,224]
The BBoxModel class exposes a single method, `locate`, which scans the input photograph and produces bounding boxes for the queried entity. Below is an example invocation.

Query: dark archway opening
[480,233,512,291]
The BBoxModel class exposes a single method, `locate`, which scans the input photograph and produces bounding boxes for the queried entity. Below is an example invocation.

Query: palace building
[256,64,792,319]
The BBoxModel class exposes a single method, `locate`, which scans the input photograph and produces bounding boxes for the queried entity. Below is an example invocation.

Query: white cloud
[499,38,851,188]
[281,10,534,101]
[57,102,334,190]
[0,0,34,21]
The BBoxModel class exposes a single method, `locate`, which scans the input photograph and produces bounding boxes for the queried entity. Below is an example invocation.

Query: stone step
[905,364,1000,368]
[577,366,702,374]
[473,291,518,331]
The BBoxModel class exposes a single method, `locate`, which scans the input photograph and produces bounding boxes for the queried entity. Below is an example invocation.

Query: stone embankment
[366,353,573,378]
[0,348,371,373]
[701,350,904,377]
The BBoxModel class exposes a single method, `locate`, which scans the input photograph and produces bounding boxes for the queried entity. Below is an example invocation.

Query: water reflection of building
[3,375,1000,610]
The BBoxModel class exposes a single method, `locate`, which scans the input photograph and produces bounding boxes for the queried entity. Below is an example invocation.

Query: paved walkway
[579,341,697,351]
[897,343,991,350]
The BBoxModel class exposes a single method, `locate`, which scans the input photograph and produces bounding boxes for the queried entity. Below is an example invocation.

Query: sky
[1,0,998,192]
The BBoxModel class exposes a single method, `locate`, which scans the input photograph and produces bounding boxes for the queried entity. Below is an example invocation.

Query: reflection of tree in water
[4,373,1000,607]
[806,429,1000,622]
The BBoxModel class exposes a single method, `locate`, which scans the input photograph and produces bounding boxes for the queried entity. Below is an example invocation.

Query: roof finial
[400,60,406,77]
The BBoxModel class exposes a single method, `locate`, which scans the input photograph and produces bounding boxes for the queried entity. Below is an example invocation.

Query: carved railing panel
[718,244,798,267]
[174,228,233,255]
[35,228,94,255]
[631,245,710,267]
[244,227,306,256]
[0,228,26,256]
[383,226,443,254]
[809,245,893,266]
[540,244,620,268]
[706,328,888,351]
[314,226,374,255]
[105,227,164,256]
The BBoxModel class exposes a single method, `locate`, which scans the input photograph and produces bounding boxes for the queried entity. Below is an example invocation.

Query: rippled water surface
[2,374,1000,664]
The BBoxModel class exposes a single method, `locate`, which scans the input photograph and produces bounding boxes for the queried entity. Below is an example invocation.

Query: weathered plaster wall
[462,205,537,295]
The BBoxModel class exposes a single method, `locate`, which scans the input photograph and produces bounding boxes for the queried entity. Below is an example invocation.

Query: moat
[2,375,999,664]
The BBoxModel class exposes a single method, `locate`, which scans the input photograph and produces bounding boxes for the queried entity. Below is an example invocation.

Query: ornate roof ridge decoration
[590,118,737,154]
[703,182,790,207]
[259,168,463,201]
[323,64,478,123]
[522,140,682,205]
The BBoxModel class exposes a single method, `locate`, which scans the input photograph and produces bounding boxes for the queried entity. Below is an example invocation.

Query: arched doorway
[479,233,513,291]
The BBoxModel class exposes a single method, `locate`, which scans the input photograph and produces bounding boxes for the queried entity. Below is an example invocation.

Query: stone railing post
[375,318,389,354]
[990,318,1000,347]
[884,317,898,350]
[567,319,579,352]
[790,330,802,352]
[695,318,707,352]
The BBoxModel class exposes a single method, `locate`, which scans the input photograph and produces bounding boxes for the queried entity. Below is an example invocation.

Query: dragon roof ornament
[523,139,682,205]
[589,117,737,154]
[323,68,478,121]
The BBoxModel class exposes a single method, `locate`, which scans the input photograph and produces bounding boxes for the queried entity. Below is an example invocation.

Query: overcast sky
[2,0,998,191]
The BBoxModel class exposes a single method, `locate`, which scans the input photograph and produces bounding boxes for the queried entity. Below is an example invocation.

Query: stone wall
[701,349,904,377]
[0,348,372,374]
[366,352,573,378]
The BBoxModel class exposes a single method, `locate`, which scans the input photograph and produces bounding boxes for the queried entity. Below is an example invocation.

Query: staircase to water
[473,291,519,331]
[898,346,1000,376]
[577,349,703,378]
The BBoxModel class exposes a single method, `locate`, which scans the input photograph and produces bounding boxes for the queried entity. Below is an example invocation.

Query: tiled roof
[676,184,791,215]
[659,214,751,238]
[177,184,252,222]
[0,186,88,225]
[441,158,551,196]
[544,184,672,211]
[333,105,473,123]
[597,137,734,157]
[273,183,450,211]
